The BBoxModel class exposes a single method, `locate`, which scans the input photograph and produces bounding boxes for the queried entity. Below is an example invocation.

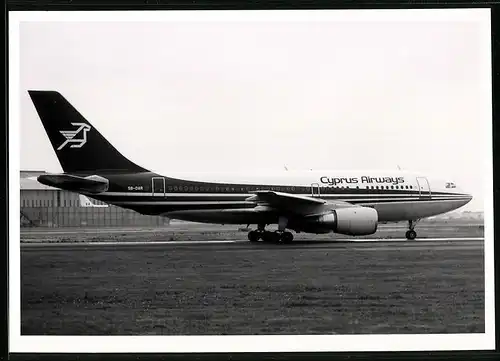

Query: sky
[16,10,491,211]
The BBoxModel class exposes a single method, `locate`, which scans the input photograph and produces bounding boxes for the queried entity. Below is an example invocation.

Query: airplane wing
[246,190,352,216]
[247,190,326,206]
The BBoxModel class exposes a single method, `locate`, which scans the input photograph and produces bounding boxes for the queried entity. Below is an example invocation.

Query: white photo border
[8,8,495,353]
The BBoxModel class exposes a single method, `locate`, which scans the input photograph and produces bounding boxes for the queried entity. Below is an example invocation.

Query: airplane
[79,194,109,208]
[27,90,473,244]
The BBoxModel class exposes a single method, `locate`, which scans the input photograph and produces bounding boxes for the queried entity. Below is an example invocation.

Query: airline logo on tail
[57,123,91,150]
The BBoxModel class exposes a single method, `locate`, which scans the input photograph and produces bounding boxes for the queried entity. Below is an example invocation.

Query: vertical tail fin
[28,90,148,174]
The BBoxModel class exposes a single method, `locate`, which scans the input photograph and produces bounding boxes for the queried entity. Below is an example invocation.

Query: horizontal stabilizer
[37,173,109,194]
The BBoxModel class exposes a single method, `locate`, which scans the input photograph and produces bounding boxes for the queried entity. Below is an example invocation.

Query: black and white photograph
[9,8,494,353]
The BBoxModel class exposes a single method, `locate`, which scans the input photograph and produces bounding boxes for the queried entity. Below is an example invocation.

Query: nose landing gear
[405,230,417,240]
[405,220,419,240]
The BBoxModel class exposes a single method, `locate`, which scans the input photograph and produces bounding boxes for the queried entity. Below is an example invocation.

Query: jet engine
[302,206,378,235]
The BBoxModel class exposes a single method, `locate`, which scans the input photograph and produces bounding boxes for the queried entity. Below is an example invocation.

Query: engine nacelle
[309,206,378,236]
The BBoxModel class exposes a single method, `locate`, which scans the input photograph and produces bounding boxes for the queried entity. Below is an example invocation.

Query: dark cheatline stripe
[111,197,471,208]
[102,189,468,197]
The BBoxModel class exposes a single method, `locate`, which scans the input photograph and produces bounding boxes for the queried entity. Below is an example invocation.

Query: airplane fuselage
[63,169,472,228]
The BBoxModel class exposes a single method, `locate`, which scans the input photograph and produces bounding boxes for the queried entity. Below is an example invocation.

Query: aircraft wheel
[405,230,417,240]
[248,230,260,242]
[281,231,294,244]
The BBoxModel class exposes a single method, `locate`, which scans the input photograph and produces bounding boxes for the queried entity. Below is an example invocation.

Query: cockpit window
[445,182,456,189]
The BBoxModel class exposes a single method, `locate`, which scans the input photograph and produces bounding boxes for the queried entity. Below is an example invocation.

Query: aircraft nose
[461,194,473,206]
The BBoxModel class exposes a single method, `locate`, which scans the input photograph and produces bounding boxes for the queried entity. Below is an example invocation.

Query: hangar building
[20,170,169,228]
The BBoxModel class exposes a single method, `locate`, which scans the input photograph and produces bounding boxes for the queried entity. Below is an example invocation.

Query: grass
[21,231,484,335]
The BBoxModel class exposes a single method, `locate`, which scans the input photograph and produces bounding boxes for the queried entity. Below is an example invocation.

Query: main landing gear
[247,218,294,244]
[405,220,418,240]
[247,230,294,244]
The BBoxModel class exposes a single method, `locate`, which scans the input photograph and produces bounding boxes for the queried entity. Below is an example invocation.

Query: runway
[21,225,485,336]
[20,237,483,252]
